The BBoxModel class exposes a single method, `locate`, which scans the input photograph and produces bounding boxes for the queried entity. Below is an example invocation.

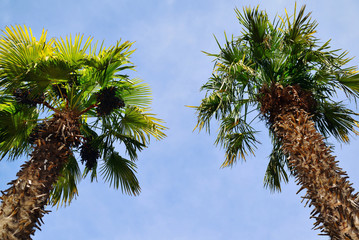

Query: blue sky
[0,0,359,239]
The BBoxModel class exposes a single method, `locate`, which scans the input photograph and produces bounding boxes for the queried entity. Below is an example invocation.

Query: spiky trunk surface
[274,110,359,239]
[260,83,359,239]
[0,111,81,239]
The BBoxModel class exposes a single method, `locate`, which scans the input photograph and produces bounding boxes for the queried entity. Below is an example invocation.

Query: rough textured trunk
[273,109,359,239]
[0,111,81,239]
[259,83,359,238]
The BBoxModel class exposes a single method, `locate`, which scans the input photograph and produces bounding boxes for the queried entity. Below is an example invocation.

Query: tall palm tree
[0,25,166,239]
[194,5,359,239]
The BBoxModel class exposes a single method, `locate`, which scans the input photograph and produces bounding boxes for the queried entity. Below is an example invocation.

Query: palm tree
[0,25,166,239]
[194,5,359,239]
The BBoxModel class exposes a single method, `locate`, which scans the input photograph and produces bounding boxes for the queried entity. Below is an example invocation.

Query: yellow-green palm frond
[117,106,167,144]
[0,25,55,91]
[120,78,152,108]
[54,34,92,67]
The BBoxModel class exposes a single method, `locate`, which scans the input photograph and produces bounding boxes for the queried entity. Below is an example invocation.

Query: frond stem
[42,101,58,113]
[78,103,98,116]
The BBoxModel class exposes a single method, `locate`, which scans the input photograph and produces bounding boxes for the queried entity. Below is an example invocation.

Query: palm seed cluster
[80,139,100,170]
[13,88,45,107]
[96,86,125,116]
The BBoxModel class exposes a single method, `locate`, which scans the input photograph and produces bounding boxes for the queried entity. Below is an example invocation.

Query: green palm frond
[100,150,140,196]
[336,72,359,100]
[120,79,152,108]
[236,6,269,46]
[280,5,317,45]
[264,134,290,192]
[82,161,98,183]
[194,91,223,132]
[50,155,81,207]
[94,115,144,161]
[216,116,259,167]
[0,102,38,161]
[314,100,358,143]
[84,40,134,86]
[117,106,167,144]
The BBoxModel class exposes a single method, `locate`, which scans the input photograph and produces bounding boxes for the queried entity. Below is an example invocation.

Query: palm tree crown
[196,5,359,191]
[0,26,166,207]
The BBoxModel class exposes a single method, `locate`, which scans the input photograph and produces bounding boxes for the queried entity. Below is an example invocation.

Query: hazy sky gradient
[0,0,359,239]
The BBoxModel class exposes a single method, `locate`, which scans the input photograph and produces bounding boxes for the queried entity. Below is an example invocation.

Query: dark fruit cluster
[80,140,100,170]
[96,86,125,116]
[13,88,45,106]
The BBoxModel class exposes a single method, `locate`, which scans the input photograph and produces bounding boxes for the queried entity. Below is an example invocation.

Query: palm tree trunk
[272,108,359,239]
[0,111,80,239]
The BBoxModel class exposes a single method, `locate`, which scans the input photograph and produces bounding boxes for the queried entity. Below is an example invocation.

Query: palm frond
[120,79,152,108]
[54,34,92,67]
[49,155,81,207]
[313,100,358,143]
[100,151,140,196]
[336,72,359,100]
[0,102,38,161]
[263,135,290,192]
[281,5,317,46]
[216,116,259,167]
[117,106,167,144]
[235,6,269,46]
[0,25,54,91]
[84,40,134,86]
[194,91,223,132]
